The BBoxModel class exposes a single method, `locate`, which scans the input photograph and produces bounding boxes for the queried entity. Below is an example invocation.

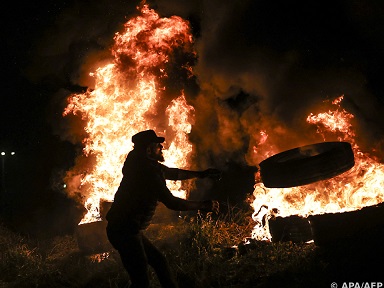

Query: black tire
[269,215,313,243]
[259,141,355,188]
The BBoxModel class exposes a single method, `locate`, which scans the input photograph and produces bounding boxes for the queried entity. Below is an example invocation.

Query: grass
[1,204,383,288]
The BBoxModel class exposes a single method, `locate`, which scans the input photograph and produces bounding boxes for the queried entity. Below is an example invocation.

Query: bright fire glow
[63,4,195,224]
[251,95,384,240]
[62,2,384,242]
[163,93,195,199]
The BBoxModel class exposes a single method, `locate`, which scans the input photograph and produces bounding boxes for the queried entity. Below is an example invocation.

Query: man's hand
[200,168,222,180]
[200,200,220,214]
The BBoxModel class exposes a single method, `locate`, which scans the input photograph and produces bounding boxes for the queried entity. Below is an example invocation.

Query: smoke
[184,0,384,161]
[25,1,139,86]
[25,0,384,211]
[25,0,384,153]
[191,0,384,159]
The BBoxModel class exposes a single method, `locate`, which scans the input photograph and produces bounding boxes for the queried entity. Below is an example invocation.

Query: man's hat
[132,130,165,146]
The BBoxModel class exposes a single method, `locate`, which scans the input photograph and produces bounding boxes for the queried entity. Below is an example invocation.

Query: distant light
[11,152,15,155]
[63,184,67,188]
[1,152,5,156]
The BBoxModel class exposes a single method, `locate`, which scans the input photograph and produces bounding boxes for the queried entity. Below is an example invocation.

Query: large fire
[62,2,384,242]
[251,95,384,240]
[63,4,195,224]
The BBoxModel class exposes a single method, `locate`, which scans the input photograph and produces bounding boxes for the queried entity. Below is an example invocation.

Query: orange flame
[251,95,384,240]
[63,4,195,224]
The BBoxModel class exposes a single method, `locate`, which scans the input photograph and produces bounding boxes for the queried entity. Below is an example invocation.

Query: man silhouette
[106,129,220,288]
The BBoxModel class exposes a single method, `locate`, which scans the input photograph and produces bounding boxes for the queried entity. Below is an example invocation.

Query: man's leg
[141,234,178,288]
[107,228,150,288]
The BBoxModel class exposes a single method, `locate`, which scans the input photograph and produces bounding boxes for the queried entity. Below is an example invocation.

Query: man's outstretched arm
[163,196,220,214]
[163,166,222,180]
[153,171,220,213]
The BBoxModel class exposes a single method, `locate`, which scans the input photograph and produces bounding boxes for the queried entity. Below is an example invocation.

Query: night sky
[2,0,384,236]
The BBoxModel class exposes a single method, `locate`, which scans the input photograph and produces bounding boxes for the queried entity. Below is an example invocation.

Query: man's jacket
[106,148,191,233]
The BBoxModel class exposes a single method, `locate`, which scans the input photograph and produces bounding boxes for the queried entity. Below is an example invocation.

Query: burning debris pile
[58,2,384,250]
[250,96,384,243]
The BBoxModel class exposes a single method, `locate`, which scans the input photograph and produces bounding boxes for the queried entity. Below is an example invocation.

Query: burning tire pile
[267,202,384,246]
[260,141,384,246]
[308,201,384,246]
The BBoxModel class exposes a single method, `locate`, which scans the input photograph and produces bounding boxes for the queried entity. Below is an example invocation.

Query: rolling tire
[259,141,355,188]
